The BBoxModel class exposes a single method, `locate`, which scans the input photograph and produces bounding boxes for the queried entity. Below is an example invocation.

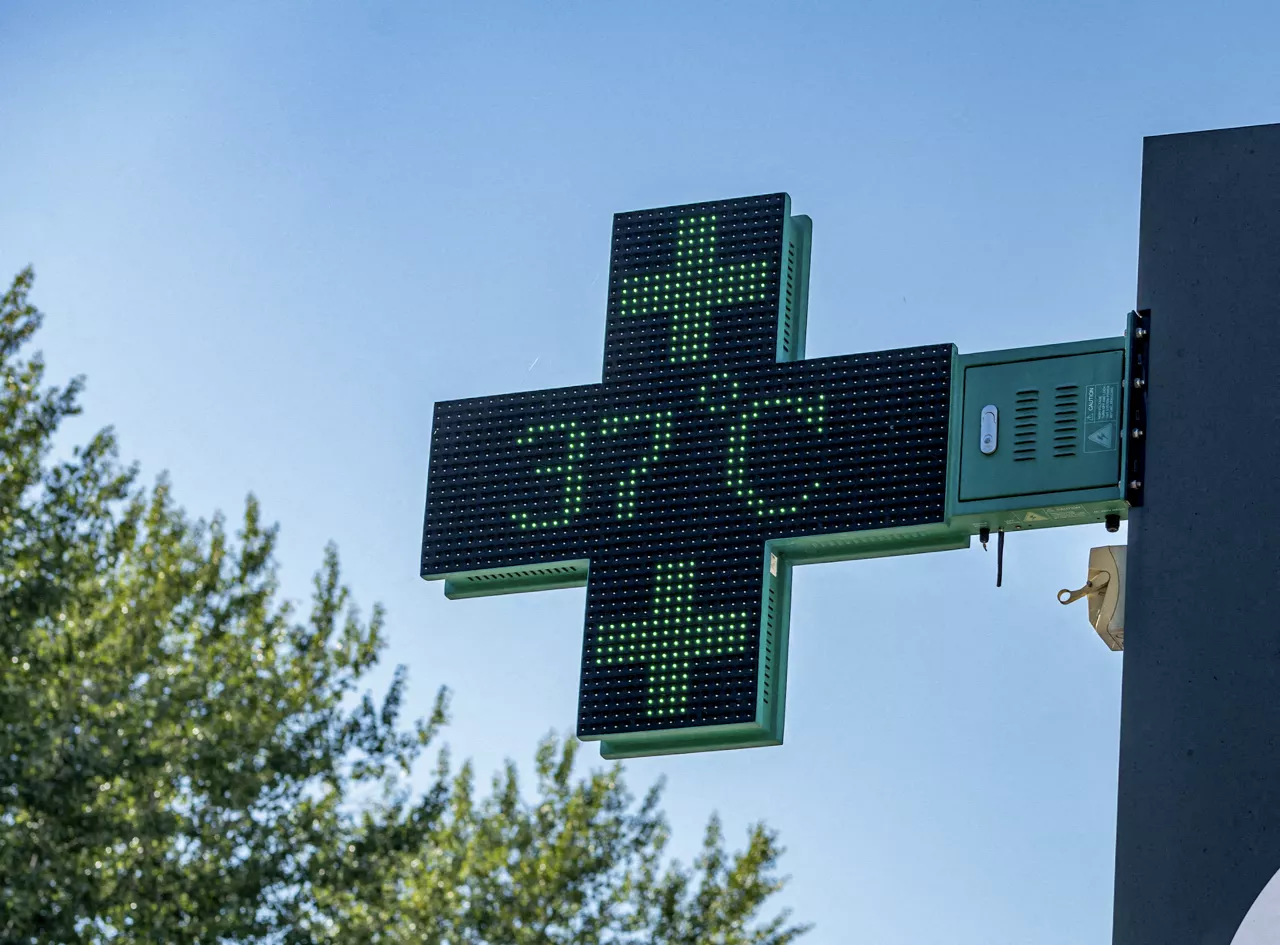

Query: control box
[947,329,1140,535]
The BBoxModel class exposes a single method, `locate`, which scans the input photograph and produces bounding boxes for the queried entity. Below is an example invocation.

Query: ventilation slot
[464,564,578,583]
[1053,385,1080,458]
[779,240,797,358]
[762,583,777,706]
[1013,389,1039,462]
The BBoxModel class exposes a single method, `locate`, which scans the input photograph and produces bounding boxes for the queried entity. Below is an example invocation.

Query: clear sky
[4,3,1279,942]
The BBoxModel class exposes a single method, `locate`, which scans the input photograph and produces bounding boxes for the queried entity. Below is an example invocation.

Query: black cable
[996,529,1005,587]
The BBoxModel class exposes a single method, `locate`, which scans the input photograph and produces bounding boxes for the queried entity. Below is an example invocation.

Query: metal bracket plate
[1124,309,1150,507]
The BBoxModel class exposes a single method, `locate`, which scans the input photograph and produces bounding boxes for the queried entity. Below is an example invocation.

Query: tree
[0,268,810,945]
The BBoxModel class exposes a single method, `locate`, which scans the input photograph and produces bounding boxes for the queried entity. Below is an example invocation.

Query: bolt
[1133,377,1146,390]
[1131,428,1144,440]
[1129,480,1143,490]
[1134,327,1148,339]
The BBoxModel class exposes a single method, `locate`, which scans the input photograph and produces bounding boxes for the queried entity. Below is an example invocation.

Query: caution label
[1046,504,1087,521]
[1085,383,1119,453]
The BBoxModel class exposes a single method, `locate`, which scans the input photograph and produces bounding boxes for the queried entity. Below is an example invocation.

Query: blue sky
[4,3,1279,941]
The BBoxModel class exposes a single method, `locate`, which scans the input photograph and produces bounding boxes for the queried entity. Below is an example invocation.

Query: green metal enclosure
[960,350,1124,502]
[948,335,1133,536]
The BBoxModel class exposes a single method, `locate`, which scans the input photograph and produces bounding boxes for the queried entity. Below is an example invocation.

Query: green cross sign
[421,193,1140,758]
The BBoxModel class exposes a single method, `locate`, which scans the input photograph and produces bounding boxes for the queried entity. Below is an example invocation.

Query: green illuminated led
[726,395,826,515]
[595,561,749,718]
[619,217,772,364]
[512,422,588,530]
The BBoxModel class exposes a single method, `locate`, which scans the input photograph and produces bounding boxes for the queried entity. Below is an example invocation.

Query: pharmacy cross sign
[421,193,968,759]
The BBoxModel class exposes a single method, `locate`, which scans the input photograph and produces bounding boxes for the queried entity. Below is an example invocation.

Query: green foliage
[0,268,810,944]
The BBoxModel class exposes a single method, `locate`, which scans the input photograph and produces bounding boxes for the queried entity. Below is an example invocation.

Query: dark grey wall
[1114,123,1280,944]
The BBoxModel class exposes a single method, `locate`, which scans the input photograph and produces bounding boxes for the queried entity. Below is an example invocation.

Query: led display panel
[422,194,953,758]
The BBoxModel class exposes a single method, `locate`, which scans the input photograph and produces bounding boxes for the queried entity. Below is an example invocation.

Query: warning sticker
[1022,510,1048,522]
[1087,423,1115,449]
[1045,505,1087,521]
[1085,383,1119,453]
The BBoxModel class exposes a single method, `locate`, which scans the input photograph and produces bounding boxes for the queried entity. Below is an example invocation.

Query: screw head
[1133,377,1146,389]
[1129,479,1143,490]
[1131,428,1144,439]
